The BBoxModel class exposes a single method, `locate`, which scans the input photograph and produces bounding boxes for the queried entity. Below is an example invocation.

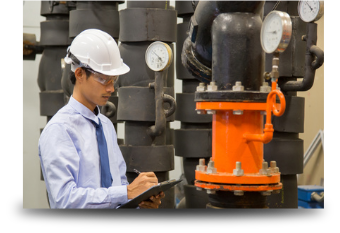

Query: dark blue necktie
[92,118,112,188]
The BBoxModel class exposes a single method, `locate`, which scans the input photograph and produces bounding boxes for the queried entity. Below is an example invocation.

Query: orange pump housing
[213,110,263,174]
[195,81,285,192]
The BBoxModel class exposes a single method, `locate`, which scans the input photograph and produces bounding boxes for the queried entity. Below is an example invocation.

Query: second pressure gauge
[260,11,292,54]
[298,1,324,23]
[145,41,173,72]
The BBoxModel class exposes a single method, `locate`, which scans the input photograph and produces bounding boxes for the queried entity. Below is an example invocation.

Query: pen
[133,169,141,174]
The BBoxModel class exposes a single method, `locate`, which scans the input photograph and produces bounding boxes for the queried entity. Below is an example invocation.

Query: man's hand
[139,192,165,209]
[127,172,158,200]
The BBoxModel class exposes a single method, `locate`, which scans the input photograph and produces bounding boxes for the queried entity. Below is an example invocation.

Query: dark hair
[69,68,91,85]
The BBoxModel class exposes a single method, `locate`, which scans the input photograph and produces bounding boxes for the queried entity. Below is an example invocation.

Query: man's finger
[142,172,157,177]
[139,200,159,209]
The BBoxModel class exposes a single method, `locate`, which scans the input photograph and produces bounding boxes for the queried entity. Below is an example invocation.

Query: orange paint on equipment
[195,81,286,190]
[212,109,264,173]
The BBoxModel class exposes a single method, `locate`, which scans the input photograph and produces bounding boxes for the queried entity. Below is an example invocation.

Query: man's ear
[74,67,85,83]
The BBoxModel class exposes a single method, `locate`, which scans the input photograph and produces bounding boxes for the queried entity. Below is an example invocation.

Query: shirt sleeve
[39,123,128,209]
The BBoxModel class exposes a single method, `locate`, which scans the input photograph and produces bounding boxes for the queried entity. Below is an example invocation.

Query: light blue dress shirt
[39,96,129,209]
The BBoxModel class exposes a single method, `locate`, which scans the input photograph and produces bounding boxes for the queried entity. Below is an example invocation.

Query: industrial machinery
[181,1,324,208]
[24,0,324,209]
[117,1,177,208]
[174,1,210,208]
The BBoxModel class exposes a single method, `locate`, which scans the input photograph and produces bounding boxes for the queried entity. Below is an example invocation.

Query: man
[39,29,164,209]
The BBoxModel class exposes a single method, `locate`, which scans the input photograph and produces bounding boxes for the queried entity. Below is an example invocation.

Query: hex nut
[207,82,218,91]
[261,190,273,196]
[260,82,271,93]
[207,189,216,194]
[207,160,217,174]
[196,110,207,115]
[196,165,206,172]
[233,169,244,176]
[269,161,279,173]
[207,110,216,115]
[233,110,243,115]
[234,190,244,196]
[206,167,217,174]
[196,83,206,92]
[232,81,244,91]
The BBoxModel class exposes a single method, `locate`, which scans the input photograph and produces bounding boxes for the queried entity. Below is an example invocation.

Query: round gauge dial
[261,11,292,54]
[298,0,324,23]
[145,41,173,71]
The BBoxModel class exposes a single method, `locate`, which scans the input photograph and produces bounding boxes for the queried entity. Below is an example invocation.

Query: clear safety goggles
[86,69,119,85]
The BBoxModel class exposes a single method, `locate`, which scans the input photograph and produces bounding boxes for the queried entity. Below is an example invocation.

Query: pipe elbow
[262,125,274,144]
[309,45,324,70]
[243,124,274,144]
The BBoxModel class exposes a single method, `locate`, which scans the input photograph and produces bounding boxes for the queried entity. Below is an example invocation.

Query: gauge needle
[152,51,163,62]
[305,2,313,11]
[266,30,277,34]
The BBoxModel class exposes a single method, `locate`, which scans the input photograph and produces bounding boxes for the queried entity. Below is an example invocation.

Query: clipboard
[118,179,182,209]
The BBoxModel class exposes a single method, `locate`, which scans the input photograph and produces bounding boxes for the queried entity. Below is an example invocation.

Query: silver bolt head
[259,168,272,176]
[207,81,218,91]
[233,110,244,115]
[233,169,244,176]
[260,83,271,93]
[207,167,217,174]
[234,190,244,196]
[207,189,216,194]
[207,110,216,115]
[232,81,244,91]
[261,190,273,196]
[196,165,206,172]
[196,110,207,115]
[196,187,203,191]
[196,83,207,91]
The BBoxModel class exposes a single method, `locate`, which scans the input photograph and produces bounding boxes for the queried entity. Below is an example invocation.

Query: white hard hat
[64,29,130,76]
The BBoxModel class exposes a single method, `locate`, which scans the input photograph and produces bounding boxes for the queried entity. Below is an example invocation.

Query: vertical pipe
[213,110,264,173]
[211,13,264,91]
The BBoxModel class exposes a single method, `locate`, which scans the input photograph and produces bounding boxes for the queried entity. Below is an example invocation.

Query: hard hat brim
[100,63,130,76]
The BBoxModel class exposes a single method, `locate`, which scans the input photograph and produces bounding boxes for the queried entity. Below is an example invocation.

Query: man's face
[75,68,116,111]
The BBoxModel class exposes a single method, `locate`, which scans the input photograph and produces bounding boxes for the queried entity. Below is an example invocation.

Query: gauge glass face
[146,43,170,71]
[298,1,320,22]
[261,13,283,53]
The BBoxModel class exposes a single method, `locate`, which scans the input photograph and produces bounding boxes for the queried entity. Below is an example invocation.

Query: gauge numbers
[145,41,173,72]
[261,11,292,54]
[298,1,324,22]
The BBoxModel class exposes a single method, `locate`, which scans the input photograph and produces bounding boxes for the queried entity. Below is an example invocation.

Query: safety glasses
[86,69,119,85]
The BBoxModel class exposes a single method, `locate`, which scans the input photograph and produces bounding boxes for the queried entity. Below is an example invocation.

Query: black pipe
[279,23,324,92]
[310,45,324,70]
[148,71,166,139]
[163,94,176,117]
[211,12,263,91]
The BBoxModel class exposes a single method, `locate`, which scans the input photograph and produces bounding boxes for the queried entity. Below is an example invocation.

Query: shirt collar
[68,95,101,124]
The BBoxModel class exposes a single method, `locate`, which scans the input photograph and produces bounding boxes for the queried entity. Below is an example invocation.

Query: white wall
[23,0,182,208]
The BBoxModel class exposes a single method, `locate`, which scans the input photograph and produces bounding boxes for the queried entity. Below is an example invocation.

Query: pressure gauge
[145,41,173,71]
[260,11,292,54]
[298,0,324,22]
